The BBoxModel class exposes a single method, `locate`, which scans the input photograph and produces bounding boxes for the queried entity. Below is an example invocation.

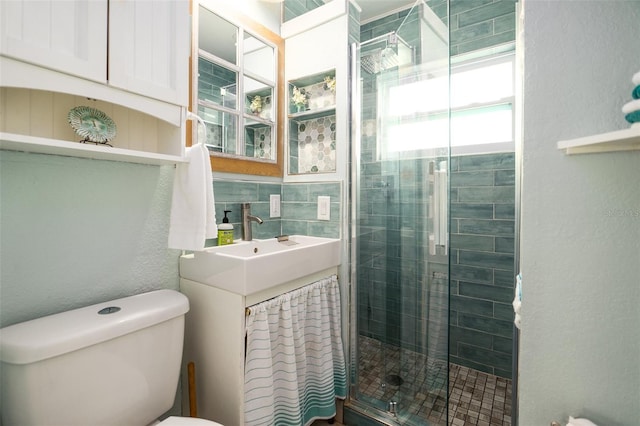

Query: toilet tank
[0,289,189,426]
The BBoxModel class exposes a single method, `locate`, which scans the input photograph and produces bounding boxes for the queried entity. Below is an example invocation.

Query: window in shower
[378,52,515,158]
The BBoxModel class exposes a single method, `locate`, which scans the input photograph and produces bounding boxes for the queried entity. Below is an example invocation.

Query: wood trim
[190,8,284,177]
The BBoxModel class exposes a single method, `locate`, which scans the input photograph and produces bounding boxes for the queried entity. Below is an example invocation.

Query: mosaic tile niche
[288,70,336,174]
[290,116,337,173]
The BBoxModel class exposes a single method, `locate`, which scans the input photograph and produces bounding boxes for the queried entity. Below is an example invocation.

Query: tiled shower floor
[448,364,511,426]
[355,336,512,426]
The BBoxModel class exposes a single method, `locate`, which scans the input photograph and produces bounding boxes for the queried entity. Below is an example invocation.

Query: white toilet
[0,289,223,426]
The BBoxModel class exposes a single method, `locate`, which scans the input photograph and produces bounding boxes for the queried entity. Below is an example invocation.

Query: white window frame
[377,51,516,159]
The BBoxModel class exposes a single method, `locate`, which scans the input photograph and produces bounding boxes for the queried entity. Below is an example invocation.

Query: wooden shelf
[0,133,187,166]
[557,127,640,155]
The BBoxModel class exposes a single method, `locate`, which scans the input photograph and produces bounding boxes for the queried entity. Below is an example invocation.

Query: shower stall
[348,1,516,425]
[349,2,451,424]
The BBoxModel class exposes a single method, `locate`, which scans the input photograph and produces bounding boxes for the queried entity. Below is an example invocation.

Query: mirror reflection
[244,118,274,160]
[244,33,274,82]
[198,105,238,154]
[244,76,273,121]
[197,6,278,163]
[198,58,237,109]
[199,10,237,64]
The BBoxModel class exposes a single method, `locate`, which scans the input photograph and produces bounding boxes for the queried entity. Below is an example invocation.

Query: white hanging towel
[567,417,598,426]
[244,275,347,426]
[168,143,217,251]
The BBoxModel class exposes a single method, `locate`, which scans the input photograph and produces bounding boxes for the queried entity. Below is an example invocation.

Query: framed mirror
[192,5,284,177]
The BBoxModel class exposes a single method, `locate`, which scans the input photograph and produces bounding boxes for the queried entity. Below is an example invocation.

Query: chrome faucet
[241,202,263,241]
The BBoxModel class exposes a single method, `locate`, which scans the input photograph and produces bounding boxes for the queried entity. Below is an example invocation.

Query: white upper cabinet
[0,0,107,83]
[0,0,189,107]
[0,0,190,164]
[109,0,190,106]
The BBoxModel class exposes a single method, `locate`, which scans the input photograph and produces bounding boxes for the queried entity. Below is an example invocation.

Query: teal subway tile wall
[348,1,361,45]
[210,180,341,245]
[429,0,516,55]
[209,180,281,245]
[198,57,236,107]
[449,152,515,378]
[361,0,515,57]
[283,0,325,22]
[282,182,341,238]
[197,57,238,152]
[449,0,516,55]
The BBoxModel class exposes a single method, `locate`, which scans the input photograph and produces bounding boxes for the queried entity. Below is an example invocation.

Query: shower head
[361,46,400,74]
[360,32,413,75]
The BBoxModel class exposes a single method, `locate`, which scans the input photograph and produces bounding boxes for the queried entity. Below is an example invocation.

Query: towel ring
[187,112,208,146]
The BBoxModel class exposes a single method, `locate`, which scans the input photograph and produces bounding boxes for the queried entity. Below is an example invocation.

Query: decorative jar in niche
[291,85,308,113]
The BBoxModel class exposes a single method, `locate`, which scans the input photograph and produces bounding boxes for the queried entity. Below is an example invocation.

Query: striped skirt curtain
[244,275,347,426]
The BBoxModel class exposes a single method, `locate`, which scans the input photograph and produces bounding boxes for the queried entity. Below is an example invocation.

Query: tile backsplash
[209,180,341,246]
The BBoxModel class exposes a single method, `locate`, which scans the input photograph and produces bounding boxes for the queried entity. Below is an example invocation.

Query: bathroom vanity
[178,236,340,425]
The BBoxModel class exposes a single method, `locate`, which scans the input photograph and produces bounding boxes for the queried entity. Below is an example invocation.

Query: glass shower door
[350,1,451,424]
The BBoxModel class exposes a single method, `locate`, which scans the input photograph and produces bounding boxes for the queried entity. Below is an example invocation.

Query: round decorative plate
[67,106,117,143]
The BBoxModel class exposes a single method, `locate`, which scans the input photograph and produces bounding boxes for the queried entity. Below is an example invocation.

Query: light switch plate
[317,196,330,221]
[270,194,281,218]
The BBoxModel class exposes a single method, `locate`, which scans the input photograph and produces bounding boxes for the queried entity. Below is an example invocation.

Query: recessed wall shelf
[0,86,187,165]
[557,127,640,155]
[287,69,337,175]
[288,106,336,121]
[0,132,187,166]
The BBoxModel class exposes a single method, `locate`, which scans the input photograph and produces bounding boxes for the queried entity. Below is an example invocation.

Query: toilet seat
[158,416,224,426]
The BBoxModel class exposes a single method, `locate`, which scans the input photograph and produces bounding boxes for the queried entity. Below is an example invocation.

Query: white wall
[284,14,349,184]
[282,5,353,359]
[519,1,640,425]
[200,0,281,34]
[0,151,180,327]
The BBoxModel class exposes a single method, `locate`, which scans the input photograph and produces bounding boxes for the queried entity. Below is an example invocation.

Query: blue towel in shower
[625,110,640,123]
[633,85,640,100]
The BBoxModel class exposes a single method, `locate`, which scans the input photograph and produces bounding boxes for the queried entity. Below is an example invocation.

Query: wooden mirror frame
[189,7,284,177]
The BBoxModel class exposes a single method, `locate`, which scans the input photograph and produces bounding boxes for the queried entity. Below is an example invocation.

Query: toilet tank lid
[0,289,189,365]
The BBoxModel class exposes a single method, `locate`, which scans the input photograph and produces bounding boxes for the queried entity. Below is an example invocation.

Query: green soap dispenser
[218,210,234,246]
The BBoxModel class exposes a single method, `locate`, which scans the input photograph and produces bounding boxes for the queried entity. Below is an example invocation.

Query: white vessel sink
[179,235,340,296]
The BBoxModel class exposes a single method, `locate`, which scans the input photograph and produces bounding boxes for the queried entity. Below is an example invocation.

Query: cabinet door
[108,0,190,106]
[0,0,107,83]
